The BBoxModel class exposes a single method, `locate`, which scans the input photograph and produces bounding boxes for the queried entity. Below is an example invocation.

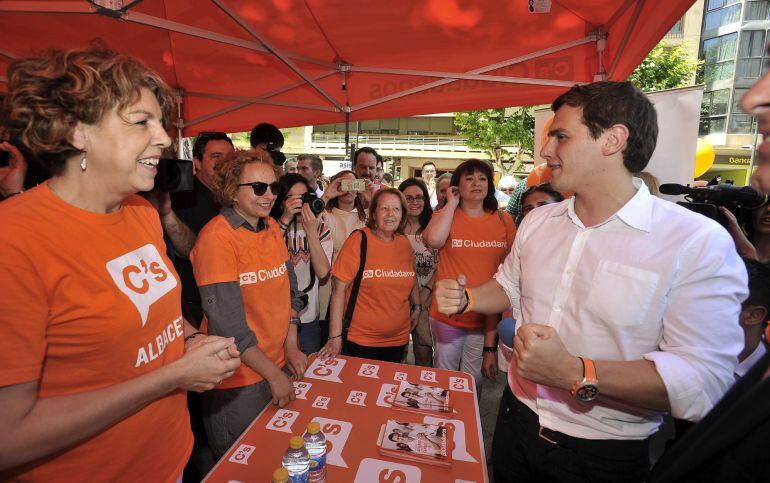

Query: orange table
[204,355,488,482]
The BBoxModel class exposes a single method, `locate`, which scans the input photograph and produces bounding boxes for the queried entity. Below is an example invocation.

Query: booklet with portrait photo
[377,420,453,467]
[391,381,452,415]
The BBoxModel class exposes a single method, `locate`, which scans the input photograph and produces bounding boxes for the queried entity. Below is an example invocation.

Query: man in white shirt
[434,81,748,482]
[297,154,324,197]
[735,258,769,379]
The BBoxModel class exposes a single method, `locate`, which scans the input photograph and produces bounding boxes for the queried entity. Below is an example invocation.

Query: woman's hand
[482,350,498,380]
[285,347,308,380]
[446,186,460,209]
[172,337,241,392]
[280,195,303,226]
[267,370,296,407]
[186,334,240,360]
[322,178,344,202]
[719,207,758,259]
[0,141,27,198]
[318,337,342,359]
[301,203,321,234]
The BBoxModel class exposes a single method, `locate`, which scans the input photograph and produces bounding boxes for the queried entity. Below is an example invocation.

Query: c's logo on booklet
[228,444,255,465]
[106,244,176,326]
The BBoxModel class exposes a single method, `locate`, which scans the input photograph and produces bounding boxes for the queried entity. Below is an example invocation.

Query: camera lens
[310,198,325,215]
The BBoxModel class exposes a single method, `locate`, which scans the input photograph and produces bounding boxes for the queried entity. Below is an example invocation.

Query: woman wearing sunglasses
[190,149,307,460]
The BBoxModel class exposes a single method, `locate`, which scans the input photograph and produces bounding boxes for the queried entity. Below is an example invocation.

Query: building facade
[699,0,768,185]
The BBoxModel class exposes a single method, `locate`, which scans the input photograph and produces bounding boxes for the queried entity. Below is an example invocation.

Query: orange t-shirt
[331,228,415,347]
[191,215,290,389]
[430,209,516,329]
[0,183,191,482]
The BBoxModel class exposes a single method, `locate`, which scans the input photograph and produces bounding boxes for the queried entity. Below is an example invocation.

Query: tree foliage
[453,107,535,173]
[628,41,702,92]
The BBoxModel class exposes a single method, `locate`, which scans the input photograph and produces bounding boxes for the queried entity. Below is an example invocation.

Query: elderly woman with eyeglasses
[190,149,307,460]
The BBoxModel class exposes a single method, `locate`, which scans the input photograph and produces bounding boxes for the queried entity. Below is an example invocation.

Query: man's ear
[741,304,768,327]
[601,124,629,157]
[192,157,202,174]
[70,122,89,152]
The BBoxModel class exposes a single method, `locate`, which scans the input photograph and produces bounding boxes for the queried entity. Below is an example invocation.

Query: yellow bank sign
[716,155,750,165]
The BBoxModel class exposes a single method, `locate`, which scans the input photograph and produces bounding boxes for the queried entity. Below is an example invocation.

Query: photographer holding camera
[271,174,333,355]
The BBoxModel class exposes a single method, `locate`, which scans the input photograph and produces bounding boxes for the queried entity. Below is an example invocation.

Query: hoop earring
[80,154,87,172]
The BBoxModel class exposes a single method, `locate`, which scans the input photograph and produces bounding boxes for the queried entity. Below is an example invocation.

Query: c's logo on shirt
[362,269,415,280]
[451,238,507,249]
[239,264,287,286]
[106,244,177,327]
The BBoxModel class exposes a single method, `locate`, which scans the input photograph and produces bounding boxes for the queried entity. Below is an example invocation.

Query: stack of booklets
[377,420,453,467]
[391,381,452,415]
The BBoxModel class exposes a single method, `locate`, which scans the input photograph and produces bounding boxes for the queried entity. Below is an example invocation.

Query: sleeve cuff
[643,350,715,422]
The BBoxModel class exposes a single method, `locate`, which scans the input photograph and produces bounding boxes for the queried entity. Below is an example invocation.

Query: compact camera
[301,192,325,215]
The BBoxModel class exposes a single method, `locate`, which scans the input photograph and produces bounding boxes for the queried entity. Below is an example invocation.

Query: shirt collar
[221,206,269,232]
[552,177,653,233]
[735,343,767,378]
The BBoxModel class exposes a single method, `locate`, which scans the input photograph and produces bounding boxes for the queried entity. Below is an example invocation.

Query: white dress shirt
[494,178,748,440]
[735,343,767,379]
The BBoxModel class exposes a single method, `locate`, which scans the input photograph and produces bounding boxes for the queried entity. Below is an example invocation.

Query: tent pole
[345,104,351,161]
[176,89,185,159]
[607,0,645,79]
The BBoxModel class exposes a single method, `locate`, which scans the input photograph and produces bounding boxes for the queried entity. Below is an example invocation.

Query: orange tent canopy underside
[0,0,695,135]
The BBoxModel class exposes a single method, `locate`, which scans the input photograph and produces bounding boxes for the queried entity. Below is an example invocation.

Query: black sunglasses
[238,181,280,196]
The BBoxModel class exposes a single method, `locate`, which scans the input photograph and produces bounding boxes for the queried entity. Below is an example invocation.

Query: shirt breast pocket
[585,260,660,327]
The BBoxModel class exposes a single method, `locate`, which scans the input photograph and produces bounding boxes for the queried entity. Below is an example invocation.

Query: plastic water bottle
[303,422,327,482]
[282,436,310,483]
[272,467,290,483]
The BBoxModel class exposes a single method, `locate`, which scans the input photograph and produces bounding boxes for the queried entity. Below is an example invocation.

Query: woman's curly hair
[212,148,276,207]
[5,45,175,175]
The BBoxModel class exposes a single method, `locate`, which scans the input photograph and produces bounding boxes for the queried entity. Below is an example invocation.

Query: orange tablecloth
[204,355,488,482]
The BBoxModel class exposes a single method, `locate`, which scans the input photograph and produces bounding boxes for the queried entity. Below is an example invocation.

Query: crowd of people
[1,45,769,483]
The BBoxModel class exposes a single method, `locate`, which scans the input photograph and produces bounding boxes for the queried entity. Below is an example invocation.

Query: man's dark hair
[250,122,284,150]
[422,161,436,170]
[552,81,658,173]
[450,159,498,212]
[297,153,323,174]
[192,132,233,161]
[743,258,770,322]
[521,183,565,206]
[353,146,380,166]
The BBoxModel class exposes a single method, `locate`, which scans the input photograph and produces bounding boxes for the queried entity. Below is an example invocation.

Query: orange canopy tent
[0,0,694,138]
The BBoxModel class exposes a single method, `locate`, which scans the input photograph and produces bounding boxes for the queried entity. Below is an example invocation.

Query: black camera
[300,192,325,215]
[154,158,194,192]
[659,183,768,226]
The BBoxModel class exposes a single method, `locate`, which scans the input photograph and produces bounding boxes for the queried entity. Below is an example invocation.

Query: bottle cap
[272,467,289,482]
[307,422,321,434]
[289,435,305,449]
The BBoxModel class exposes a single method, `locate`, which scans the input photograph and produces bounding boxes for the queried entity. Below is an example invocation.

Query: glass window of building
[705,1,742,30]
[744,0,770,21]
[702,33,739,88]
[737,30,767,79]
[729,88,758,133]
[700,88,731,135]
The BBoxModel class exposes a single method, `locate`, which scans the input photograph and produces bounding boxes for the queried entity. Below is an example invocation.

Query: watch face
[575,384,599,402]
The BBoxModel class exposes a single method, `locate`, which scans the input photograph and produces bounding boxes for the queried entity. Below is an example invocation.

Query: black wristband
[483,346,497,353]
[184,331,204,343]
[457,289,470,314]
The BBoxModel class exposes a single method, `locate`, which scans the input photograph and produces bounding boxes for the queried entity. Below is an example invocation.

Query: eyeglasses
[405,195,425,203]
[238,181,280,196]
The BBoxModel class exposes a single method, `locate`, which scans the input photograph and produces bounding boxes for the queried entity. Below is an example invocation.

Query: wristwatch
[570,357,599,402]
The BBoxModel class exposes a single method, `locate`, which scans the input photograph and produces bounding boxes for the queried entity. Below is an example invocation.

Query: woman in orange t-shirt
[319,188,421,363]
[423,159,516,391]
[190,149,307,459]
[0,47,240,482]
